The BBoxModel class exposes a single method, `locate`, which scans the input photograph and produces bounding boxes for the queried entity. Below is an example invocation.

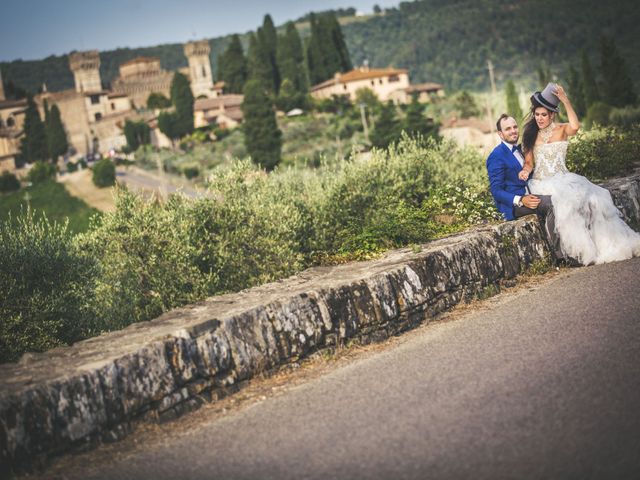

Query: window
[371,80,375,86]
[90,94,100,104]
[379,79,383,84]
[111,102,116,110]
[94,112,102,121]
[343,84,347,90]
[7,117,15,127]
[202,66,206,78]
[388,75,400,83]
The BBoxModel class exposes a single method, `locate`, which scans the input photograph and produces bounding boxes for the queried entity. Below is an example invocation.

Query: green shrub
[78,190,211,329]
[566,126,640,180]
[66,161,78,173]
[27,161,56,184]
[584,102,612,128]
[0,171,20,193]
[182,165,199,179]
[0,211,99,362]
[609,106,640,129]
[92,158,116,187]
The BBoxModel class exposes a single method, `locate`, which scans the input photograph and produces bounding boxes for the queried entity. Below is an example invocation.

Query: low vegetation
[1,124,638,362]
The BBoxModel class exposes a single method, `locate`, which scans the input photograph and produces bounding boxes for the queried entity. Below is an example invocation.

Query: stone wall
[1,172,639,474]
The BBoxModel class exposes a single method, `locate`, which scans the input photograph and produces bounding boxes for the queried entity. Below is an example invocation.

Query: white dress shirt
[502,140,525,206]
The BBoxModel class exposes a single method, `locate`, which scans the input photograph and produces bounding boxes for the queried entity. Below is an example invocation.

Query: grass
[0,181,100,234]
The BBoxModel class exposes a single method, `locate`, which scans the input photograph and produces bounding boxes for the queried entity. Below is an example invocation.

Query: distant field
[0,181,100,234]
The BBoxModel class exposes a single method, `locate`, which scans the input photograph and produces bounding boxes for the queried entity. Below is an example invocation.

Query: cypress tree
[326,12,352,72]
[261,14,280,93]
[505,80,523,122]
[600,36,637,108]
[248,31,276,93]
[46,104,68,161]
[124,120,150,151]
[537,63,552,89]
[218,34,248,94]
[306,12,352,85]
[403,94,438,139]
[241,79,282,170]
[567,65,586,117]
[277,22,308,95]
[21,95,48,163]
[170,72,194,138]
[275,78,300,112]
[370,101,400,149]
[306,14,327,85]
[147,92,171,109]
[581,51,600,107]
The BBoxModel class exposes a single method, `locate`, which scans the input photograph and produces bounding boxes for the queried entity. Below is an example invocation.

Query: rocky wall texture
[1,172,639,474]
[602,172,640,227]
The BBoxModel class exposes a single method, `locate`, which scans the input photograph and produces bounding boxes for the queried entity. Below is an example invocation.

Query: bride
[518,82,640,265]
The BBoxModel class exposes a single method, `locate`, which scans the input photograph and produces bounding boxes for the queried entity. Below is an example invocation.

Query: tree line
[221,12,352,170]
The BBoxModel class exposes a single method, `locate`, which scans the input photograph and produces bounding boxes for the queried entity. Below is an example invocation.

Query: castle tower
[69,50,102,93]
[0,69,5,101]
[184,40,213,98]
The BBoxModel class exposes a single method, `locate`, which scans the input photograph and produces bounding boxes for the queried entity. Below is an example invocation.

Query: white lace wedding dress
[528,140,640,265]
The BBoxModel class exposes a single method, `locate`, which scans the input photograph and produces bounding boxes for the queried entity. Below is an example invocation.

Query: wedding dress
[528,138,640,265]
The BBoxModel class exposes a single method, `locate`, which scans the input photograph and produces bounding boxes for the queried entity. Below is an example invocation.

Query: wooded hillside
[1,0,638,94]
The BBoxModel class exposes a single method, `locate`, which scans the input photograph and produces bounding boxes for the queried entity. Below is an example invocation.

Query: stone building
[5,41,219,164]
[311,66,410,102]
[193,94,244,129]
[111,57,174,109]
[0,70,27,172]
[310,65,444,105]
[33,51,137,158]
[184,40,215,99]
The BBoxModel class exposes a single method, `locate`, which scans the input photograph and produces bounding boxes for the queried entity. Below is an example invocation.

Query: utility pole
[487,59,497,133]
[359,103,370,143]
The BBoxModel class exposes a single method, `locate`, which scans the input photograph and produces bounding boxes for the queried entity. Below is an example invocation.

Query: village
[0,38,462,179]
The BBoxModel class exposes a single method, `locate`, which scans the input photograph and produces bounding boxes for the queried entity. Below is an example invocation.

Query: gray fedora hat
[531,82,560,112]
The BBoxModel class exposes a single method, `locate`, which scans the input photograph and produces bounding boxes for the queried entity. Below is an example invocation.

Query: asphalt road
[44,258,640,480]
[116,166,203,198]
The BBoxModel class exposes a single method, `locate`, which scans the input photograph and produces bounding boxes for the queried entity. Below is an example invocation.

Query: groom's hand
[518,168,531,181]
[522,195,541,209]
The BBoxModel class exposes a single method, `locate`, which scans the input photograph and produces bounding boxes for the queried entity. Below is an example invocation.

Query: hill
[1,0,638,94]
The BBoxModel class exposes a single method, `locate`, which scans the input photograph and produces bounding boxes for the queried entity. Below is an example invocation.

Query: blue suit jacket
[486,142,528,221]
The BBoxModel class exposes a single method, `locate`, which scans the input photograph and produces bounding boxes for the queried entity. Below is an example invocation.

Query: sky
[0,0,402,62]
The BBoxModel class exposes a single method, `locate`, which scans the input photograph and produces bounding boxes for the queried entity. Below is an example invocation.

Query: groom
[486,114,561,259]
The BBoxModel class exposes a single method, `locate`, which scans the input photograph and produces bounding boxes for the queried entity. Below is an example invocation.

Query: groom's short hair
[496,114,510,132]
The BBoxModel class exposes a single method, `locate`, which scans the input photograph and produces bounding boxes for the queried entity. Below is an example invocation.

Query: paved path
[116,166,204,199]
[39,258,640,479]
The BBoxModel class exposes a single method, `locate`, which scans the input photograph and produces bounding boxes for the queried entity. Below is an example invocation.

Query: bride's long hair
[522,97,554,154]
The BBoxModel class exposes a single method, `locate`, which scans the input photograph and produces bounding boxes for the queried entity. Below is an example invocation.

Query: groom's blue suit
[486,142,527,220]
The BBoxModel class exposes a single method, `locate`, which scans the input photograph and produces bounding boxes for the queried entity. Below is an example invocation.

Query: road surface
[33,258,640,479]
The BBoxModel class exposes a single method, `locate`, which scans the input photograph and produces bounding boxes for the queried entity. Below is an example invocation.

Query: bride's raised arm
[518,149,534,181]
[555,84,580,137]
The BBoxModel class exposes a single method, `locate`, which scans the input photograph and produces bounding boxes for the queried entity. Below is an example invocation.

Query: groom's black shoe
[555,256,582,268]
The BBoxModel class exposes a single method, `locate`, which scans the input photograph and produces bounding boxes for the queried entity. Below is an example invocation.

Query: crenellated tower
[184,40,213,98]
[0,69,5,101]
[69,50,102,93]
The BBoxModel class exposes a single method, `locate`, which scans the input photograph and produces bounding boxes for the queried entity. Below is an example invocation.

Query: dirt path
[58,169,117,212]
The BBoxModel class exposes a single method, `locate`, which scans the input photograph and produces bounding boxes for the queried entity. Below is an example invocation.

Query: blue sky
[0,0,401,62]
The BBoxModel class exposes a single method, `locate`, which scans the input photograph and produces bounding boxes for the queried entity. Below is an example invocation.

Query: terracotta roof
[194,94,244,111]
[0,98,27,110]
[405,82,444,93]
[311,67,408,91]
[120,56,160,67]
[107,92,129,99]
[442,116,492,134]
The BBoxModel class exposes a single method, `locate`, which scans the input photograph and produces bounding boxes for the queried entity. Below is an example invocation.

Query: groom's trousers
[513,195,563,261]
